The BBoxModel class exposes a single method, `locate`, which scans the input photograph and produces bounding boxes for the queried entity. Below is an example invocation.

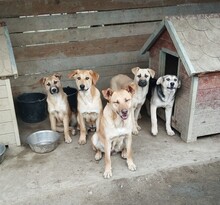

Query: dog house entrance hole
[164,53,178,76]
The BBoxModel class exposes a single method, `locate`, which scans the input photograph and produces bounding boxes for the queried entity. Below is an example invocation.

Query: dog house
[0,22,20,146]
[140,14,220,142]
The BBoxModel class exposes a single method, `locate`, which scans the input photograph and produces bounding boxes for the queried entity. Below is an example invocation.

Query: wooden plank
[3,3,220,33]
[13,35,148,62]
[0,0,218,18]
[10,61,148,97]
[192,123,220,137]
[0,85,8,98]
[10,22,159,47]
[0,110,12,123]
[0,121,14,135]
[0,133,17,145]
[15,51,148,75]
[0,98,10,110]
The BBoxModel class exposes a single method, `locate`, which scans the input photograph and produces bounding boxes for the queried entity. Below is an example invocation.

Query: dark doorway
[164,53,178,76]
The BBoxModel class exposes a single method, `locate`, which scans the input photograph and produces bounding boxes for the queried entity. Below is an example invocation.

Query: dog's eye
[114,101,119,104]
[137,74,141,78]
[77,77,81,80]
[46,82,51,86]
[54,81,58,84]
[125,99,130,102]
[166,78,170,81]
[145,74,149,78]
[174,78,177,81]
[85,77,89,80]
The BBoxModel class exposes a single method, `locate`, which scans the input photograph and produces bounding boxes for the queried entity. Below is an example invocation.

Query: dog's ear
[177,79,181,88]
[68,70,78,79]
[39,77,47,85]
[54,73,61,79]
[89,70,99,85]
[102,88,113,101]
[147,68,155,78]
[131,67,140,75]
[156,76,164,85]
[125,82,136,96]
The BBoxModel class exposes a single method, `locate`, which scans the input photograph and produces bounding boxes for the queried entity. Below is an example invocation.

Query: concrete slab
[1,114,220,204]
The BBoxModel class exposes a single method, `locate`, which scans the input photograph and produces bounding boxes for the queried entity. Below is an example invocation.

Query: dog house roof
[140,13,220,76]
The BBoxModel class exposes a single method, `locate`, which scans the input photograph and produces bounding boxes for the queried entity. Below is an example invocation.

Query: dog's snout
[80,84,85,90]
[138,80,147,87]
[170,82,174,87]
[50,86,59,94]
[121,109,128,115]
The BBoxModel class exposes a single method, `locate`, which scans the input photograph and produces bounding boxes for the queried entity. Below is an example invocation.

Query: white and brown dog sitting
[91,83,136,179]
[111,67,155,134]
[40,73,76,143]
[68,69,103,145]
[150,75,181,136]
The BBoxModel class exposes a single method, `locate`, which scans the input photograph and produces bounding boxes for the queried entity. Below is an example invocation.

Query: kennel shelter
[0,22,20,146]
[0,1,220,145]
[140,14,220,142]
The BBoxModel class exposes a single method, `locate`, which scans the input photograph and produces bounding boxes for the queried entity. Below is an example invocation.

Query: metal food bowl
[0,144,6,164]
[26,130,60,154]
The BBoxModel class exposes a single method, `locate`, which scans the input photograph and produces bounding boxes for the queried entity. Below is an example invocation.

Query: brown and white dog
[68,69,103,145]
[40,73,76,143]
[91,84,136,179]
[110,67,155,134]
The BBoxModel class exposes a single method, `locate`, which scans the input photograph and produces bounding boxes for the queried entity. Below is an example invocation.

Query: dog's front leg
[165,106,175,136]
[150,104,158,136]
[63,115,72,143]
[78,113,87,145]
[103,140,112,179]
[125,135,136,171]
[131,107,138,135]
[134,105,142,130]
[49,114,57,132]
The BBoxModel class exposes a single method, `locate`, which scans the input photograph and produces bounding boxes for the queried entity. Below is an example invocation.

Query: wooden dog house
[140,14,220,142]
[0,22,20,146]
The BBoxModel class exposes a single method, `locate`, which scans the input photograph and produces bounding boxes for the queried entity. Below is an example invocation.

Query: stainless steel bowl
[26,130,60,154]
[0,144,6,164]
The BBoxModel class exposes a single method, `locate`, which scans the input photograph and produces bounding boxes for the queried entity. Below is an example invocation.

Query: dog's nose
[121,109,128,115]
[80,84,85,90]
[138,80,147,87]
[50,87,59,94]
[170,82,174,87]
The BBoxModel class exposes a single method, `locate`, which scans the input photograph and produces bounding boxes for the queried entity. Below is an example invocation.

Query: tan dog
[68,69,102,145]
[110,67,155,134]
[40,73,76,143]
[91,84,136,179]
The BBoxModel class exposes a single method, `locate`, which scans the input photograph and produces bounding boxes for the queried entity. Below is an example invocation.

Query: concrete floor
[1,113,220,205]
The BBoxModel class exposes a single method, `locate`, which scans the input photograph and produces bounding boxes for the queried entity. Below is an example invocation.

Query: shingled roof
[140,13,220,76]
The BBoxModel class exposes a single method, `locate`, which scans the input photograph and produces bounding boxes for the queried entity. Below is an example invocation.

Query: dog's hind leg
[63,115,72,143]
[165,106,175,136]
[134,105,142,130]
[150,104,158,136]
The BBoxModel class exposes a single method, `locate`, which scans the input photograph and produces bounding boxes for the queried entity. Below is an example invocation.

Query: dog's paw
[132,129,139,135]
[121,149,127,159]
[137,125,141,131]
[127,162,136,171]
[65,136,72,144]
[71,128,76,136]
[103,169,112,179]
[151,128,158,136]
[78,138,86,145]
[95,151,102,161]
[167,130,175,136]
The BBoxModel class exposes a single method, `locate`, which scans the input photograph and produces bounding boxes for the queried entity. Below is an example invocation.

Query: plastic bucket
[16,93,47,123]
[63,87,77,112]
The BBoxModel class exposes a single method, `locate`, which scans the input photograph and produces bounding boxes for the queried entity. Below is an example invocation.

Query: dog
[110,67,155,134]
[150,75,181,136]
[68,69,102,145]
[40,73,76,143]
[91,83,136,179]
